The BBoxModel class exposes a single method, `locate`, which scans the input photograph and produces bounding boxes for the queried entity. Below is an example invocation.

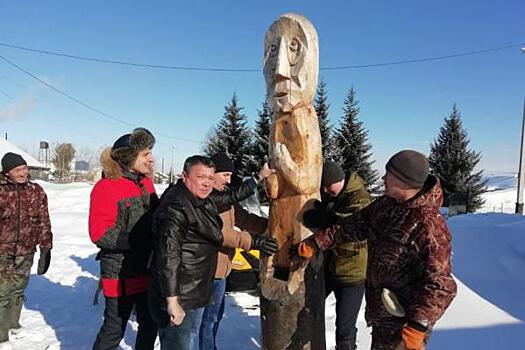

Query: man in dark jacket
[149,155,274,350]
[321,161,372,350]
[298,150,457,350]
[89,128,158,350]
[191,153,277,350]
[0,153,52,349]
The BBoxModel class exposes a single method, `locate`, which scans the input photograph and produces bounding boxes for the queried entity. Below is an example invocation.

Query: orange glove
[298,241,316,259]
[401,325,426,350]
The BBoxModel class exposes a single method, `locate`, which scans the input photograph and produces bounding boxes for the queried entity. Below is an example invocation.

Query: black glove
[303,208,336,229]
[312,199,326,210]
[251,235,279,256]
[37,248,51,275]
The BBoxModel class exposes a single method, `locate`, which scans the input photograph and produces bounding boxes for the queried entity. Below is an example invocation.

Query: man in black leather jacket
[149,155,275,350]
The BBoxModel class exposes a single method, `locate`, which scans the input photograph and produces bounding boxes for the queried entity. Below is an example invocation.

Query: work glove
[251,235,279,256]
[303,208,336,229]
[289,238,319,260]
[37,248,51,275]
[401,322,427,350]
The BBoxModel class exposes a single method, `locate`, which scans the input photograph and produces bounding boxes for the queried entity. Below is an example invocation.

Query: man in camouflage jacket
[320,161,372,350]
[0,152,52,347]
[301,150,457,350]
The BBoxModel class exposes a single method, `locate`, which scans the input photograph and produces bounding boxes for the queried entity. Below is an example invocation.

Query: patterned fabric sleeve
[408,217,458,327]
[37,185,53,249]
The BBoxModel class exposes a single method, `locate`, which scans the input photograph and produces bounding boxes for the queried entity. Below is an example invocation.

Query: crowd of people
[0,126,457,350]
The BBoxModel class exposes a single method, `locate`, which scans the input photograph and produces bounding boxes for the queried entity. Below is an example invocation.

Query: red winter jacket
[89,150,158,297]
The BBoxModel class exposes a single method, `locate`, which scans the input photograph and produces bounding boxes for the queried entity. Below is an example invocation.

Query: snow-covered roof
[0,138,48,170]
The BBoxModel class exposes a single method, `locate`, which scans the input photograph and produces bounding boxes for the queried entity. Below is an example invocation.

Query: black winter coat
[150,178,256,310]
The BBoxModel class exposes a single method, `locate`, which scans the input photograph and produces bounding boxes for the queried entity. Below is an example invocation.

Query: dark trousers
[92,290,157,350]
[371,322,430,350]
[326,277,365,350]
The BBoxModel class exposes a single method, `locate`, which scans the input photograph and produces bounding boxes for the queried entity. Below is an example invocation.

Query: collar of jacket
[175,179,209,208]
[0,175,29,189]
[122,169,145,184]
[400,175,443,210]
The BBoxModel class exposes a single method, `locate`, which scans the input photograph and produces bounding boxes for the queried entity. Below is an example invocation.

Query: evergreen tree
[314,79,337,160]
[245,101,272,174]
[203,93,252,175]
[333,87,379,188]
[429,104,487,211]
[244,101,272,203]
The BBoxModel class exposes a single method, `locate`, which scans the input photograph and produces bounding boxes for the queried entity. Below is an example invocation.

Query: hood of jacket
[100,147,123,180]
[404,175,443,211]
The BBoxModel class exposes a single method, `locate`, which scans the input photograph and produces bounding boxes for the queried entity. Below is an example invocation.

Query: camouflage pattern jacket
[322,172,372,285]
[89,149,158,297]
[0,176,53,257]
[314,175,457,329]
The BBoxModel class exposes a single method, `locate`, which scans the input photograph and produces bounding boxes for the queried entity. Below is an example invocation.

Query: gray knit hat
[322,161,345,187]
[111,127,155,169]
[385,150,429,189]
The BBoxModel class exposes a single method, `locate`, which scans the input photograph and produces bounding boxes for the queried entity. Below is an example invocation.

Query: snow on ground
[8,181,525,349]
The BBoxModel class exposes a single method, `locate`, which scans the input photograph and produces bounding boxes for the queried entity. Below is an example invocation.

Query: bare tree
[52,143,76,182]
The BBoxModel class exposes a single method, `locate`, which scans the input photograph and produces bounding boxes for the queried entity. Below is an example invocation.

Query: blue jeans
[157,309,198,350]
[190,279,226,350]
[149,290,199,350]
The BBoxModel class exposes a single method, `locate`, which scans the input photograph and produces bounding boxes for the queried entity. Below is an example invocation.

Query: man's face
[183,164,215,199]
[323,179,344,197]
[263,14,318,113]
[6,164,29,184]
[213,171,232,191]
[382,171,407,200]
[132,148,154,176]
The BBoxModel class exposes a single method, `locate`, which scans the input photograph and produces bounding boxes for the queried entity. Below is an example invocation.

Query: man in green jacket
[320,161,372,350]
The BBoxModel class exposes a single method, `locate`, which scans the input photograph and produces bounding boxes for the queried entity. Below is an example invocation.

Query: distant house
[75,160,90,172]
[0,138,49,170]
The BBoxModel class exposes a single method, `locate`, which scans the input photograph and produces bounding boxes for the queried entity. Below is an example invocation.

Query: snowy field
[9,179,525,349]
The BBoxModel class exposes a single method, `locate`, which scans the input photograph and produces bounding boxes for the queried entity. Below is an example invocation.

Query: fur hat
[322,160,345,187]
[211,153,234,173]
[111,127,155,169]
[386,150,429,189]
[1,152,27,174]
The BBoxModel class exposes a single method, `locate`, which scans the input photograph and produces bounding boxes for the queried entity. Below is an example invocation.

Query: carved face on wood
[264,13,319,113]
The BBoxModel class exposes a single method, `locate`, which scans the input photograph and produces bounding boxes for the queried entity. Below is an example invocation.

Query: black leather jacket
[150,178,256,310]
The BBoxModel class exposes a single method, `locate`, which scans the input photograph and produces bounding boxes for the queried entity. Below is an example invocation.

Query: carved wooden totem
[260,13,325,350]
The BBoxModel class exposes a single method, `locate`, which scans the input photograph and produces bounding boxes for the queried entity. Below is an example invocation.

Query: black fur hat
[111,127,155,169]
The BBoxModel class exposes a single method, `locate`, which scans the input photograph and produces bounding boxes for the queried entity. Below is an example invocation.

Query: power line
[0,54,202,145]
[0,42,258,72]
[322,43,525,70]
[0,41,523,72]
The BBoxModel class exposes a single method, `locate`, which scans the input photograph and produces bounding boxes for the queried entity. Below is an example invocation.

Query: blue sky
[0,1,523,174]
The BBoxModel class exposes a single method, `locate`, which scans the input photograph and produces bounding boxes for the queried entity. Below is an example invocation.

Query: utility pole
[515,97,525,214]
[515,47,525,214]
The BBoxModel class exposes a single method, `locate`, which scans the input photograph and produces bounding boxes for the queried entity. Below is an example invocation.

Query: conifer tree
[314,80,337,160]
[245,101,272,174]
[429,104,487,211]
[244,101,273,203]
[203,93,252,175]
[333,87,379,188]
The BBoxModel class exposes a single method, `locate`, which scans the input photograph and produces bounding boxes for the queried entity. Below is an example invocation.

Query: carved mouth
[274,92,288,98]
